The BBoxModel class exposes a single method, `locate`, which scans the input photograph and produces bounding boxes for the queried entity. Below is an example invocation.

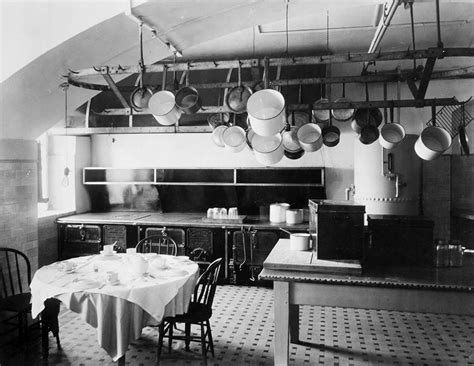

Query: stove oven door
[61,224,102,259]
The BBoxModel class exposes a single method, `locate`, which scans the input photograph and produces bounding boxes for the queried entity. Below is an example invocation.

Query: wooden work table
[260,239,474,366]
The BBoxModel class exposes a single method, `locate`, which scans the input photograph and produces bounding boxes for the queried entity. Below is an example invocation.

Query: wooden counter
[56,211,309,230]
[260,239,474,366]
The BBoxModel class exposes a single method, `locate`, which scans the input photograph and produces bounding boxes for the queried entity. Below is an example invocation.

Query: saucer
[106,279,120,286]
[100,250,117,257]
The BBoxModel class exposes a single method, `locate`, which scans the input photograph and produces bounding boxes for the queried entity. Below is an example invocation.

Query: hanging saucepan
[358,84,382,145]
[130,87,153,112]
[322,113,340,147]
[226,62,253,114]
[312,84,330,123]
[415,106,452,160]
[149,65,182,125]
[175,66,202,114]
[282,116,305,159]
[379,104,406,149]
[331,83,355,122]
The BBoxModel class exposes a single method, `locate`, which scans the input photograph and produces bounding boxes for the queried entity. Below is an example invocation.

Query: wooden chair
[157,257,223,365]
[0,247,61,354]
[0,247,36,342]
[135,233,178,256]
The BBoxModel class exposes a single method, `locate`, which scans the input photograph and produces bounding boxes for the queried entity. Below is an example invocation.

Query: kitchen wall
[0,139,39,271]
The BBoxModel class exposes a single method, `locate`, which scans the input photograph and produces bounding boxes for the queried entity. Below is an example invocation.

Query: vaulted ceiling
[1,0,473,140]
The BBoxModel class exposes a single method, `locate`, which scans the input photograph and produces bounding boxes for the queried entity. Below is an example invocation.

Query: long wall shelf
[83,167,325,187]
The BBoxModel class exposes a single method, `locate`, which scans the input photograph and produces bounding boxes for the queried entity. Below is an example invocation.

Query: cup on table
[59,261,75,272]
[106,271,119,284]
[151,256,167,270]
[126,248,137,255]
[103,244,115,254]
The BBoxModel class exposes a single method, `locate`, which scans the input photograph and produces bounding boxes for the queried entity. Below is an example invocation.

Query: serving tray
[202,215,246,224]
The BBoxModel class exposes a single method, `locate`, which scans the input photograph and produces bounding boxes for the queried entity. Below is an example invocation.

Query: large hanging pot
[175,66,202,114]
[226,62,253,114]
[247,89,286,136]
[148,67,182,125]
[250,132,284,166]
[331,83,355,122]
[415,106,452,160]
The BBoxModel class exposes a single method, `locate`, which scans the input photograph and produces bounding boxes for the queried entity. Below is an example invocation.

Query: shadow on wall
[324,168,354,201]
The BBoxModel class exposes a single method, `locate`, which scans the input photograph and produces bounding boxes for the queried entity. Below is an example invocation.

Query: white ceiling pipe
[363,0,400,70]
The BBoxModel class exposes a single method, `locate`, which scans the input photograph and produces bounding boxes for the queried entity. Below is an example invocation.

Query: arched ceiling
[1,0,473,140]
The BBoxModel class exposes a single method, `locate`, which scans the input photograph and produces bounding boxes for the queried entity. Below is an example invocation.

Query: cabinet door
[232,230,279,266]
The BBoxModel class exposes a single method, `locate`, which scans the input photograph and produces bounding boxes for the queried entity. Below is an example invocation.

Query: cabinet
[83,167,324,186]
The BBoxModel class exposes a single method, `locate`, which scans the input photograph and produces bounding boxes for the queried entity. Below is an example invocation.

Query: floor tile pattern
[1,285,473,365]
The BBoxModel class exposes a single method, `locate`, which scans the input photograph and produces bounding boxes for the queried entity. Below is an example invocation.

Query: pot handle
[161,65,167,91]
[383,83,388,123]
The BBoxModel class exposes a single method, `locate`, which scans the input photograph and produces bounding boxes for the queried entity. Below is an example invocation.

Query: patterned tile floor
[1,285,473,365]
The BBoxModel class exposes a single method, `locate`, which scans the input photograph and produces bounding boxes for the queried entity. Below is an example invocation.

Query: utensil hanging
[175,64,202,114]
[148,65,182,125]
[226,61,252,114]
[322,111,340,147]
[130,22,153,112]
[331,83,354,122]
[379,82,406,149]
[415,105,452,160]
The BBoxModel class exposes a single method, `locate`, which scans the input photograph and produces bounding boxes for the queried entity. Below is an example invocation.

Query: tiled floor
[1,285,473,365]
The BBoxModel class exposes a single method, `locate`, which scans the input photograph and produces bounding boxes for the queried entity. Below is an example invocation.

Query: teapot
[128,255,148,276]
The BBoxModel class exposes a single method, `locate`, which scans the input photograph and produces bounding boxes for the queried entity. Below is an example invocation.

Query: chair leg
[157,322,165,364]
[206,319,215,357]
[200,322,207,366]
[168,321,174,353]
[185,323,191,351]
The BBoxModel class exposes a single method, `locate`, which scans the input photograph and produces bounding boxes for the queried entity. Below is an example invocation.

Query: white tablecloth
[30,254,199,361]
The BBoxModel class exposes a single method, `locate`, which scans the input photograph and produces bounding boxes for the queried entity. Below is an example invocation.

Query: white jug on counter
[269,203,290,223]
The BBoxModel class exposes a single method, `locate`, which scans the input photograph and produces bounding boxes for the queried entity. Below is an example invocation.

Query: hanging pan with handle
[359,83,381,145]
[312,83,330,123]
[322,112,340,147]
[130,23,153,112]
[148,65,182,125]
[175,64,202,114]
[331,82,355,122]
[379,82,406,150]
[415,105,452,161]
[226,61,253,114]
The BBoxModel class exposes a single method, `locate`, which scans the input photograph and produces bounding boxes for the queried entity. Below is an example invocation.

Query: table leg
[274,281,289,366]
[289,304,299,344]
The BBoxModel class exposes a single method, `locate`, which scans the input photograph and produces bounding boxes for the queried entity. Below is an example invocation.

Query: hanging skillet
[175,64,202,114]
[331,83,354,122]
[226,62,253,114]
[130,22,153,112]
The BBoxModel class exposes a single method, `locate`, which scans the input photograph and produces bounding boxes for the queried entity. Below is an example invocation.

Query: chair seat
[0,293,32,313]
[166,302,212,323]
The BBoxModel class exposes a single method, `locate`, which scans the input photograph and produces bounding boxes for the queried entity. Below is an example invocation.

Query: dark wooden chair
[135,233,178,256]
[0,247,61,356]
[157,257,223,365]
[0,247,36,342]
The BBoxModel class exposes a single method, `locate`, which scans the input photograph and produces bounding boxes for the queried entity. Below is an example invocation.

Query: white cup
[151,256,167,270]
[103,244,114,254]
[126,248,137,255]
[106,271,118,284]
[60,261,75,272]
